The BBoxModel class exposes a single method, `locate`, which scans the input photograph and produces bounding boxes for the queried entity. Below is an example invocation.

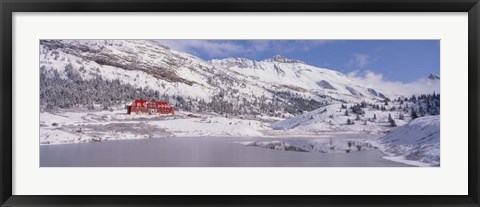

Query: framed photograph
[1,0,479,206]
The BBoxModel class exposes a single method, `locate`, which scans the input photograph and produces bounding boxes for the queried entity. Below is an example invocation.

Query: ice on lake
[40,135,412,167]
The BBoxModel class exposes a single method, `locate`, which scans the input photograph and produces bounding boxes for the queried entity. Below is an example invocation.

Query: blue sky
[157,40,439,83]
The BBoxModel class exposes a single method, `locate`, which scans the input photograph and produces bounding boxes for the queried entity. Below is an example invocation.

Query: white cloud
[156,40,247,57]
[347,70,440,97]
[348,53,371,68]
[249,40,271,52]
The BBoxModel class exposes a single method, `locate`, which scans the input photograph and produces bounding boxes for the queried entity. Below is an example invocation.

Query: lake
[40,136,411,167]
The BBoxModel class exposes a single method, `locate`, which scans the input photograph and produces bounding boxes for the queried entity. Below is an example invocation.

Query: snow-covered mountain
[209,55,388,100]
[40,40,389,115]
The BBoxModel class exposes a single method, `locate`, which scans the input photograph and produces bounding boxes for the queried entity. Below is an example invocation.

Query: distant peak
[269,55,304,64]
[428,74,440,80]
[272,54,286,60]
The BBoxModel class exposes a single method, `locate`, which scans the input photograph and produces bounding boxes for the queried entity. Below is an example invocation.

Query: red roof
[133,99,147,104]
[131,99,172,107]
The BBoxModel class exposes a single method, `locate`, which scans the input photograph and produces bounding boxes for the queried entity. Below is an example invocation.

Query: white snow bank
[40,112,72,125]
[375,115,440,166]
[40,110,268,144]
[150,116,266,137]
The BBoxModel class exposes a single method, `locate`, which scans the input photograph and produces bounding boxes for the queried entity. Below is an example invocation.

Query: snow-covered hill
[272,92,439,133]
[374,115,440,166]
[40,40,390,116]
[272,103,408,135]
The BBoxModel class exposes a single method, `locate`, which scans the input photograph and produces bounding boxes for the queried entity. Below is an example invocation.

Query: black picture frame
[1,0,479,206]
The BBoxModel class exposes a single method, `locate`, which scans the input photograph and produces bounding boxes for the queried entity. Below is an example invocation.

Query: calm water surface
[40,136,411,167]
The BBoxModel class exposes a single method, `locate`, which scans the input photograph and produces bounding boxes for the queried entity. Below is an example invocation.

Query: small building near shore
[127,99,175,115]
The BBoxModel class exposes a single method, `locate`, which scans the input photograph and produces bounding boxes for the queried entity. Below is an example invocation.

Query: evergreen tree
[389,118,397,127]
[346,118,353,125]
[411,108,419,119]
[355,114,361,121]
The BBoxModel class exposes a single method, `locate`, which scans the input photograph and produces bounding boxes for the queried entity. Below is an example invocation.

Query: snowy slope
[374,115,440,166]
[40,40,217,101]
[272,103,409,134]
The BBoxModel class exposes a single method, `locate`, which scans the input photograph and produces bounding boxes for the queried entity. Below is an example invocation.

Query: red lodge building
[127,99,175,115]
